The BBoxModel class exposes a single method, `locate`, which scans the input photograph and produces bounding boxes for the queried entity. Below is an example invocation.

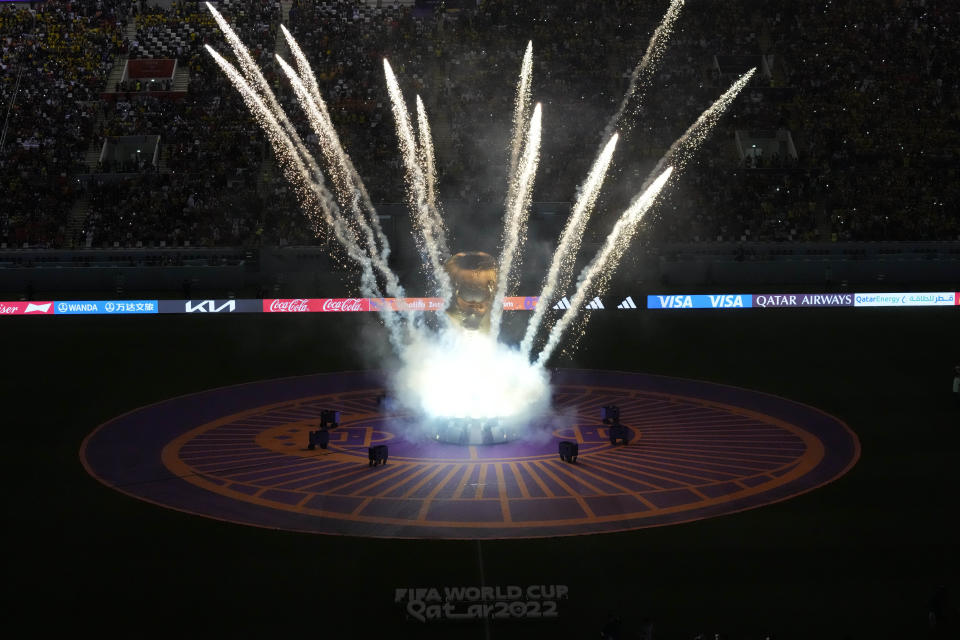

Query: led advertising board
[853,292,955,307]
[0,301,55,315]
[646,294,753,309]
[54,301,158,314]
[263,298,370,313]
[158,299,263,314]
[368,298,445,312]
[752,293,854,308]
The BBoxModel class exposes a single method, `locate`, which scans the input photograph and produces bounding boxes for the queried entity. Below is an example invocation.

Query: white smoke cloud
[389,329,551,434]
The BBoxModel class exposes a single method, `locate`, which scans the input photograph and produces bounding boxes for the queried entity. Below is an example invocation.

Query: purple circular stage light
[81,370,859,539]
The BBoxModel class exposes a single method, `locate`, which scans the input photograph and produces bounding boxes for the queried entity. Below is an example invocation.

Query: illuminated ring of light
[80,370,859,539]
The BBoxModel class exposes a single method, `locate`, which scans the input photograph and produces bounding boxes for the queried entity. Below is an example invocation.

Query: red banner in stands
[127,59,176,79]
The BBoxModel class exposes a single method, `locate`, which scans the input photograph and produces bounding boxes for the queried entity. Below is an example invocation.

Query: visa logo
[656,295,692,308]
[648,294,752,309]
[709,294,746,308]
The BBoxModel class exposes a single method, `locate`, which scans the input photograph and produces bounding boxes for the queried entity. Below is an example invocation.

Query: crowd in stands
[1,0,126,247]
[83,170,264,246]
[1,0,957,249]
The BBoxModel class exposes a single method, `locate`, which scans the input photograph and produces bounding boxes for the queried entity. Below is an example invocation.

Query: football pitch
[7,308,957,639]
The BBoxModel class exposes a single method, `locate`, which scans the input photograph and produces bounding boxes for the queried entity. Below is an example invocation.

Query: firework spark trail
[211,3,410,340]
[415,94,449,257]
[203,50,362,262]
[274,56,353,196]
[539,70,756,357]
[602,0,685,141]
[490,103,542,338]
[384,59,453,304]
[279,25,393,267]
[210,4,401,316]
[641,68,755,192]
[280,24,322,105]
[274,55,411,331]
[206,4,318,183]
[506,41,534,212]
[206,46,412,350]
[535,167,673,366]
[205,48,337,239]
[520,132,619,356]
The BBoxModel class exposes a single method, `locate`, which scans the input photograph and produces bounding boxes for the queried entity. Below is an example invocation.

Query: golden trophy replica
[444,251,497,331]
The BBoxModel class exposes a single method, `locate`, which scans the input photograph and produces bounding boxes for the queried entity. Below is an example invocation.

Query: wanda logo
[268,299,311,312]
[321,298,365,312]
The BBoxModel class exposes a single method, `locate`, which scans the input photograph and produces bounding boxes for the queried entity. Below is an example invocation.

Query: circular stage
[81,370,859,539]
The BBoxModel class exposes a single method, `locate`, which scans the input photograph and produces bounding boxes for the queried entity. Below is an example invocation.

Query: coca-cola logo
[268,298,311,312]
[321,298,365,312]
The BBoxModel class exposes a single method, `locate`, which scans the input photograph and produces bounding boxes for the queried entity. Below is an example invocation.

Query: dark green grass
[6,309,958,639]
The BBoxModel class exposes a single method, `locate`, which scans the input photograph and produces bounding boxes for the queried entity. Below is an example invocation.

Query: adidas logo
[552,297,572,310]
[585,297,604,310]
[617,296,638,309]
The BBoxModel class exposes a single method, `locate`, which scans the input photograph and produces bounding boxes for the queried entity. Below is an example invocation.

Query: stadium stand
[1,0,957,251]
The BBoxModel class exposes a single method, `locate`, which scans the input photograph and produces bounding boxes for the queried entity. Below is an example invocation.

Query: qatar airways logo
[754,293,853,308]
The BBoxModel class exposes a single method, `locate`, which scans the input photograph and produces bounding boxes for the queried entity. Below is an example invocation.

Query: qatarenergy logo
[396,584,568,622]
[853,292,955,307]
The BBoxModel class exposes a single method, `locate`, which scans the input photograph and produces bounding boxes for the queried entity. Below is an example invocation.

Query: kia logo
[185,300,236,313]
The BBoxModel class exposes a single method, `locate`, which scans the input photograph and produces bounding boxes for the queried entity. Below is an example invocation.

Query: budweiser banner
[0,301,55,315]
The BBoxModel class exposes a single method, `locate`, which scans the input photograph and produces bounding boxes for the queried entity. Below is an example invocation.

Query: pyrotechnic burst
[520,132,619,356]
[204,1,754,432]
[490,102,542,338]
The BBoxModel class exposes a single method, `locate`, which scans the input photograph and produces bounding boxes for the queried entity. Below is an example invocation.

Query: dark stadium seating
[1,0,957,250]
